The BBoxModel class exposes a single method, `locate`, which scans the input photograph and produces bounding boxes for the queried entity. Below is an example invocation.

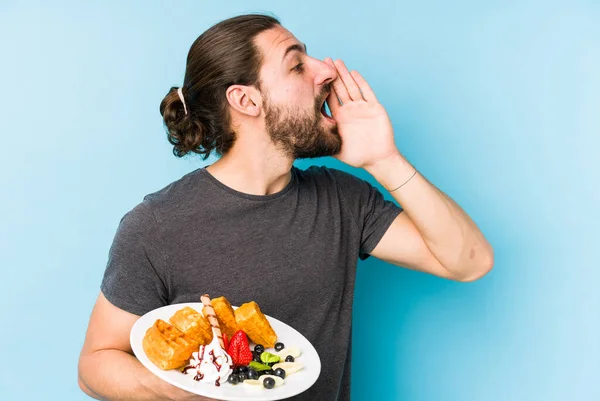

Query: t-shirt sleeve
[100,201,169,316]
[332,169,403,260]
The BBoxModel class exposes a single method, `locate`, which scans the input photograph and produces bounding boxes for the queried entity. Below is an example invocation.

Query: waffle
[210,296,240,340]
[169,306,213,345]
[142,319,198,370]
[234,301,277,348]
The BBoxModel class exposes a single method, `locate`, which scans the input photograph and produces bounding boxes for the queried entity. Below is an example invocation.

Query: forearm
[78,349,202,401]
[366,154,493,280]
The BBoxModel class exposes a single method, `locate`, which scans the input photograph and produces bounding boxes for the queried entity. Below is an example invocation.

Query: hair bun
[160,86,209,158]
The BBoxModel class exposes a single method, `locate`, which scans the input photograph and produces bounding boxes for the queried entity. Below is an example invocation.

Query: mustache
[319,83,332,102]
[315,83,333,110]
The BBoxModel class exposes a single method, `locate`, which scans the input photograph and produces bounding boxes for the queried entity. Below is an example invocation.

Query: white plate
[130,302,321,401]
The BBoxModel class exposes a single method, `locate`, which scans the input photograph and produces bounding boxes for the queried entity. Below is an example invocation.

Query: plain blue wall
[1,0,598,400]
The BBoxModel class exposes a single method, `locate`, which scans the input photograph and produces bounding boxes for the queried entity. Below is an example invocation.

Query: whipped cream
[183,335,233,386]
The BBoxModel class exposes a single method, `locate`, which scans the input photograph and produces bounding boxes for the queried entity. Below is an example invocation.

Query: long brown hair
[159,14,280,158]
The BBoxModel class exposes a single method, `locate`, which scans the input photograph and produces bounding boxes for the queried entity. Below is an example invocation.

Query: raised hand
[324,58,401,170]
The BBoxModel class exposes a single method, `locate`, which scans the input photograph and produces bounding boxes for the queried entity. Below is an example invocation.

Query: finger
[334,59,364,101]
[350,70,378,103]
[324,58,351,104]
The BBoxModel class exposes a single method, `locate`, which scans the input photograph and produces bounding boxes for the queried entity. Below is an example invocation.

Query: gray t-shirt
[101,165,402,400]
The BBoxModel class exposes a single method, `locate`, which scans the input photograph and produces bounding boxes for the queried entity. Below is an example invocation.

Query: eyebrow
[282,43,307,61]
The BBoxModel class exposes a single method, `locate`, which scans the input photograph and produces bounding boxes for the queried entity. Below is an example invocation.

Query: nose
[313,57,337,87]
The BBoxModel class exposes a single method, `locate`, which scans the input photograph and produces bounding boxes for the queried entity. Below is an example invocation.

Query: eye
[292,63,304,73]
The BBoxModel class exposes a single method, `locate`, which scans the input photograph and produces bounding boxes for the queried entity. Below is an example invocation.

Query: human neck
[206,129,294,196]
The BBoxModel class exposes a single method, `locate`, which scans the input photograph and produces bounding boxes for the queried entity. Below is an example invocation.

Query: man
[78,13,493,401]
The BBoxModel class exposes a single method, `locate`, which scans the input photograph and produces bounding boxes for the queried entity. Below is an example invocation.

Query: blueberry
[238,371,248,381]
[274,368,286,379]
[253,352,262,362]
[227,374,239,385]
[285,355,295,363]
[275,342,285,351]
[247,369,259,380]
[263,377,276,389]
[264,369,275,376]
[254,344,265,354]
[234,366,248,374]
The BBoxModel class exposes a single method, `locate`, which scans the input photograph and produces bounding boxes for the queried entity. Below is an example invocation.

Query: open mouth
[320,98,334,121]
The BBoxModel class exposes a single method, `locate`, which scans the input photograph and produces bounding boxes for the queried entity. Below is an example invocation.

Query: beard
[263,84,342,159]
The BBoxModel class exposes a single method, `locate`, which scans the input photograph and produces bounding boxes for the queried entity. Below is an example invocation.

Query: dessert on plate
[169,306,213,345]
[180,294,233,386]
[235,301,277,348]
[209,296,239,340]
[142,319,198,370]
[141,294,304,391]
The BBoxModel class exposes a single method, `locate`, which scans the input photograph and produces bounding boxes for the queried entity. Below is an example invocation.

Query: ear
[226,85,262,117]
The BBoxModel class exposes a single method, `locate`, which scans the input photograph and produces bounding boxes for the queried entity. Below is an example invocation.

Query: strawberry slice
[227,330,253,366]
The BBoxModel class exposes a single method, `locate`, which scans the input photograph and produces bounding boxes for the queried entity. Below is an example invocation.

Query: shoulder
[118,168,207,229]
[142,168,205,207]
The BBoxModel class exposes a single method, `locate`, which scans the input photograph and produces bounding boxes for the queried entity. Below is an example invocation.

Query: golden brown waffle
[234,301,277,348]
[169,306,213,345]
[210,296,240,340]
[142,319,198,370]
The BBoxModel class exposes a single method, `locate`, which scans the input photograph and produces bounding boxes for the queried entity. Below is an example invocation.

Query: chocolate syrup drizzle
[184,346,230,384]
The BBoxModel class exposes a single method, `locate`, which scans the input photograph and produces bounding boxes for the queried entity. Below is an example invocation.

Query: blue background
[1,1,598,400]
